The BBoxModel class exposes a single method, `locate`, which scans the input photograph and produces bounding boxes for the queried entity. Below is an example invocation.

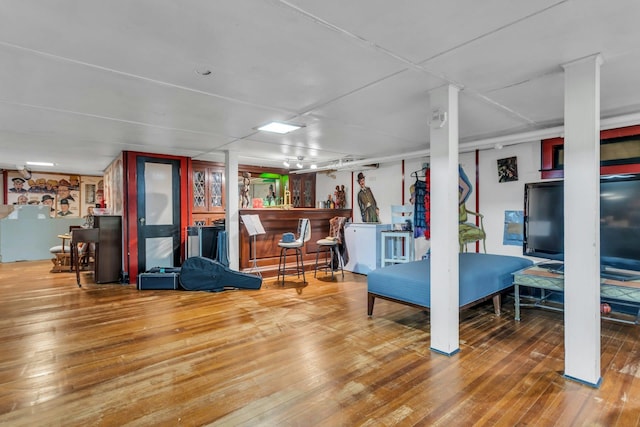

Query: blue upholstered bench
[367,253,533,316]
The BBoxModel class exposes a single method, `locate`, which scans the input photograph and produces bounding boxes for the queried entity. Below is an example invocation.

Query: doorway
[136,156,182,272]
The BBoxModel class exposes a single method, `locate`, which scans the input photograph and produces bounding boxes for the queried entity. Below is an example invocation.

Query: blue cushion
[281,232,295,243]
[367,253,533,308]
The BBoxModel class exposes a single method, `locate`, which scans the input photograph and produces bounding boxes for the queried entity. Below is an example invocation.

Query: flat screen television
[523,173,640,280]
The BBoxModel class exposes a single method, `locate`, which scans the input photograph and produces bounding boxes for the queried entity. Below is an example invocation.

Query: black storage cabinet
[186,223,225,260]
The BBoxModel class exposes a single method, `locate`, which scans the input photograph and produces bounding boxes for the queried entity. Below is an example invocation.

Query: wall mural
[4,171,101,218]
[356,172,380,223]
[410,165,486,250]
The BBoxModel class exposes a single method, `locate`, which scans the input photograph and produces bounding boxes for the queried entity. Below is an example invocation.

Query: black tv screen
[523,181,564,261]
[524,174,640,273]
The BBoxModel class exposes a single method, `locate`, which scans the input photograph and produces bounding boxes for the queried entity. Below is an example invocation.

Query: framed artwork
[85,184,96,204]
[80,176,103,219]
[503,210,524,246]
[497,156,518,183]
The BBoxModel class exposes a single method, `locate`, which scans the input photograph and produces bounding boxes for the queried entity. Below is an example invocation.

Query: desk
[513,265,640,324]
[71,228,99,287]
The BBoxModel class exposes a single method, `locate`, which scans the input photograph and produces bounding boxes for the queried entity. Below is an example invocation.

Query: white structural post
[562,54,603,386]
[429,84,460,355]
[225,150,240,271]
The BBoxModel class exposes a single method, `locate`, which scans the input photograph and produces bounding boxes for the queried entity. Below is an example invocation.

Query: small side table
[51,234,72,273]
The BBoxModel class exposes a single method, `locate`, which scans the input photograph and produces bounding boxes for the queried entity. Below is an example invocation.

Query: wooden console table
[513,265,640,325]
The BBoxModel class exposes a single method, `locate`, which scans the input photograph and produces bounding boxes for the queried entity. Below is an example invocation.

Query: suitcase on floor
[137,272,181,290]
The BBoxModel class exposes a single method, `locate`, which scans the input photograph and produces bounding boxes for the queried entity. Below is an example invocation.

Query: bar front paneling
[239,208,352,276]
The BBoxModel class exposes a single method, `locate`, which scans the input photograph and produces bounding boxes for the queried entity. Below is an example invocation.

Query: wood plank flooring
[1,260,639,426]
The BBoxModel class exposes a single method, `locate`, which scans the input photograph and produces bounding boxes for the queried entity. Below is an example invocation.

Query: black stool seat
[314,238,344,279]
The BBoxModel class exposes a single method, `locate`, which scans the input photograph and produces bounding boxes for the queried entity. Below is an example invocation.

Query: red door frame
[122,151,190,282]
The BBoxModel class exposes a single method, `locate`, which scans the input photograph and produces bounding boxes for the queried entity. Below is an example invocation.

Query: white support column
[429,84,460,355]
[225,151,240,271]
[562,54,603,387]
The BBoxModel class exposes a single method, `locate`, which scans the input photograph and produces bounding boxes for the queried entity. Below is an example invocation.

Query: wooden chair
[459,204,486,253]
[70,228,99,287]
[49,225,82,273]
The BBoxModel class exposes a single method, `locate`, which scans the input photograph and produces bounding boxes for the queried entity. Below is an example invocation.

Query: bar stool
[277,218,311,285]
[315,216,346,279]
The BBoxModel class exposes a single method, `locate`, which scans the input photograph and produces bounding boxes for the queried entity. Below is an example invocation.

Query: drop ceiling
[1,0,640,176]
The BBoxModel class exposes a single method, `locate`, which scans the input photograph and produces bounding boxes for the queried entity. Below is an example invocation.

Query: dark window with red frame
[541,125,640,179]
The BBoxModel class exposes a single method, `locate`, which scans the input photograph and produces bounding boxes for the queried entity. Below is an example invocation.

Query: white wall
[315,162,406,224]
[315,169,353,210]
[316,141,544,258]
[478,141,541,256]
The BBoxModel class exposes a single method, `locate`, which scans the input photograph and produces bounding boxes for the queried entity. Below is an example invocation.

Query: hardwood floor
[1,260,639,426]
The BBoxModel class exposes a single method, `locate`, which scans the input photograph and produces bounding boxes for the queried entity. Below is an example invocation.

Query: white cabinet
[344,223,391,274]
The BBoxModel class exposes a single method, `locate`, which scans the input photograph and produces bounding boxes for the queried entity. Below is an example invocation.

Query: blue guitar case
[179,256,262,292]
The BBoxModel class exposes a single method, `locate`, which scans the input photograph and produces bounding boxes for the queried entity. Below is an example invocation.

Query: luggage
[146,266,182,274]
[179,256,262,292]
[137,272,181,290]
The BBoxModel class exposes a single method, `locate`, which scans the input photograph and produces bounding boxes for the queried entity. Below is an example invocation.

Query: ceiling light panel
[257,122,302,134]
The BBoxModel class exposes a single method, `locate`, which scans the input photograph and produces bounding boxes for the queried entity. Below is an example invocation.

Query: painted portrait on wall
[5,171,101,218]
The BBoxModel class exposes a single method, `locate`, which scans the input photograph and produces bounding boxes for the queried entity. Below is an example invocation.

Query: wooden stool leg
[51,256,61,273]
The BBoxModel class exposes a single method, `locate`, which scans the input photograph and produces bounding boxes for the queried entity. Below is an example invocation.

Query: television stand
[513,265,640,325]
[601,269,640,282]
[537,261,564,273]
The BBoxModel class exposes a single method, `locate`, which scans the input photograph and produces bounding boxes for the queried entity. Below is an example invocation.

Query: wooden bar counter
[239,208,352,277]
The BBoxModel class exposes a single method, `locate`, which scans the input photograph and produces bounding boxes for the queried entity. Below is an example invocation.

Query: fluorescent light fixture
[257,122,302,134]
[26,161,54,167]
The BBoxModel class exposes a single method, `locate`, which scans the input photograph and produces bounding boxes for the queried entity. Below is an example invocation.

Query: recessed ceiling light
[283,159,290,168]
[310,164,317,169]
[257,122,303,134]
[26,161,54,167]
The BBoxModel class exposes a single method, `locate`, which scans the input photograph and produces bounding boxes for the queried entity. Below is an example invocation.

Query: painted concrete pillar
[225,150,240,271]
[429,84,461,355]
[562,54,603,386]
